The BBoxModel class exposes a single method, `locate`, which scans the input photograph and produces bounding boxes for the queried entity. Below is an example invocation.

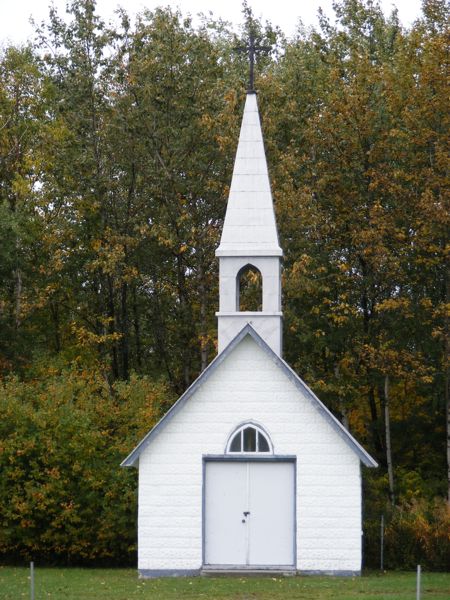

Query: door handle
[243,511,250,517]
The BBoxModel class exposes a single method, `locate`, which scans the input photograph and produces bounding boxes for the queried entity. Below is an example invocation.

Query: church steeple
[216,93,282,258]
[216,92,283,355]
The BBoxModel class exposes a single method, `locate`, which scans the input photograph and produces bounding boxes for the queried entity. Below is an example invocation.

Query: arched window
[236,264,262,312]
[226,423,272,454]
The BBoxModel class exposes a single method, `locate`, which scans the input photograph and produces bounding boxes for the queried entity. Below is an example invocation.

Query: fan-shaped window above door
[226,423,272,454]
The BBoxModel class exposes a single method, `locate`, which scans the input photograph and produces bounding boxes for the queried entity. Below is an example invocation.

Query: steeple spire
[216,93,282,258]
[216,93,283,356]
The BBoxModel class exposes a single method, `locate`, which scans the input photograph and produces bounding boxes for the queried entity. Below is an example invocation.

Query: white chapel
[121,90,377,577]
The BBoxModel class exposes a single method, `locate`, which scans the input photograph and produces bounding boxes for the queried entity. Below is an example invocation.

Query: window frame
[236,263,263,312]
[225,423,273,455]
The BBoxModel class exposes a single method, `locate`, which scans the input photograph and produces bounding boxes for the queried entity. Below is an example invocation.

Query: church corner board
[122,81,377,577]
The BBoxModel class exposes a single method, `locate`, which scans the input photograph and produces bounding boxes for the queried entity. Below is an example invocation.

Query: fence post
[380,514,384,571]
[416,565,421,600]
[30,561,34,600]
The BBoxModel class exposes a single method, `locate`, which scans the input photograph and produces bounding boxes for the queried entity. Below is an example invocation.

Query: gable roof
[121,325,378,468]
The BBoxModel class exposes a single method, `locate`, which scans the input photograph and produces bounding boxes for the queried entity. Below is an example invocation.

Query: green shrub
[0,367,172,565]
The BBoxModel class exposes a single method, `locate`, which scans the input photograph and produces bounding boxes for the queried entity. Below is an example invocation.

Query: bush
[384,499,450,571]
[0,367,172,565]
[364,498,450,571]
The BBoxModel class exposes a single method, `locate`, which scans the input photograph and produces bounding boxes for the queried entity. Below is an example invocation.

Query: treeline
[0,0,448,568]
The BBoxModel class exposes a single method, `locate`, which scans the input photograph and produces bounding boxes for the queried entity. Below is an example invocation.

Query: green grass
[0,567,449,600]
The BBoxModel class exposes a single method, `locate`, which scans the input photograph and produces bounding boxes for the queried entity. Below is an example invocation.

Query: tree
[0,46,49,371]
[30,1,240,389]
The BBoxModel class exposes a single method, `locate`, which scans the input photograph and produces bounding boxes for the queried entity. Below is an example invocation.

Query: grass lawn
[0,567,449,600]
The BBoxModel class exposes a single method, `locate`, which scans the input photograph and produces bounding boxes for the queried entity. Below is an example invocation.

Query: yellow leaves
[215,134,232,152]
[1,360,173,560]
[91,239,102,253]
[328,314,349,326]
[338,356,355,375]
[49,249,65,273]
[338,262,350,273]
[292,254,312,275]
[89,230,142,280]
[200,113,214,130]
[122,265,139,284]
[360,341,434,382]
[431,326,444,339]
[71,322,122,349]
[90,239,125,275]
[137,223,151,236]
[377,297,411,314]
[314,294,357,326]
[223,88,238,109]
[46,467,60,480]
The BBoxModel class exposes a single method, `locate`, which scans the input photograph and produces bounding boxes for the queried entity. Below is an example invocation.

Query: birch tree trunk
[445,286,449,503]
[445,372,450,505]
[132,285,142,371]
[384,375,395,505]
[14,266,21,329]
[198,261,208,373]
[334,364,349,429]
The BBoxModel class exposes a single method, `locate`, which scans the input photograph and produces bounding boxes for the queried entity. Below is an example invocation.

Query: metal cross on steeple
[234,31,271,93]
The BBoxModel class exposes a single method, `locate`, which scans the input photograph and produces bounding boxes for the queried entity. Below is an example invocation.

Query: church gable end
[122,326,376,468]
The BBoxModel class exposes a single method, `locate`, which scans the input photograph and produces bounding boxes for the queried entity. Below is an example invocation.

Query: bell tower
[216,92,283,355]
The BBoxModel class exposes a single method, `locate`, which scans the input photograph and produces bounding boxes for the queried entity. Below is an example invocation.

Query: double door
[204,460,295,567]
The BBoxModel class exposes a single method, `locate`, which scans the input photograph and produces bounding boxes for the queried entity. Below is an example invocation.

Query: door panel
[204,461,295,567]
[248,462,295,565]
[204,462,247,565]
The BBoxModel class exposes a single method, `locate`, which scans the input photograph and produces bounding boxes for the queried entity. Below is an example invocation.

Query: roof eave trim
[121,323,378,469]
[120,325,257,467]
[243,330,378,468]
[215,247,283,257]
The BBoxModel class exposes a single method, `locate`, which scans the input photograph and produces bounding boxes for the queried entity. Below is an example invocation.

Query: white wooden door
[204,462,248,565]
[204,461,295,567]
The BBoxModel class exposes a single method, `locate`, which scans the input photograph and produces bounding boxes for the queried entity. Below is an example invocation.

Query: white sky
[1,0,424,45]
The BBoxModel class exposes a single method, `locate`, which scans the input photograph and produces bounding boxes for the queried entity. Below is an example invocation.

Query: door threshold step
[201,568,296,577]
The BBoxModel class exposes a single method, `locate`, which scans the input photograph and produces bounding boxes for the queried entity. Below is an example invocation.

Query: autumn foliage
[0,365,172,564]
[0,0,448,567]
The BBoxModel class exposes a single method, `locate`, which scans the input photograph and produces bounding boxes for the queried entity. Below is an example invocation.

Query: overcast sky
[1,0,424,45]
